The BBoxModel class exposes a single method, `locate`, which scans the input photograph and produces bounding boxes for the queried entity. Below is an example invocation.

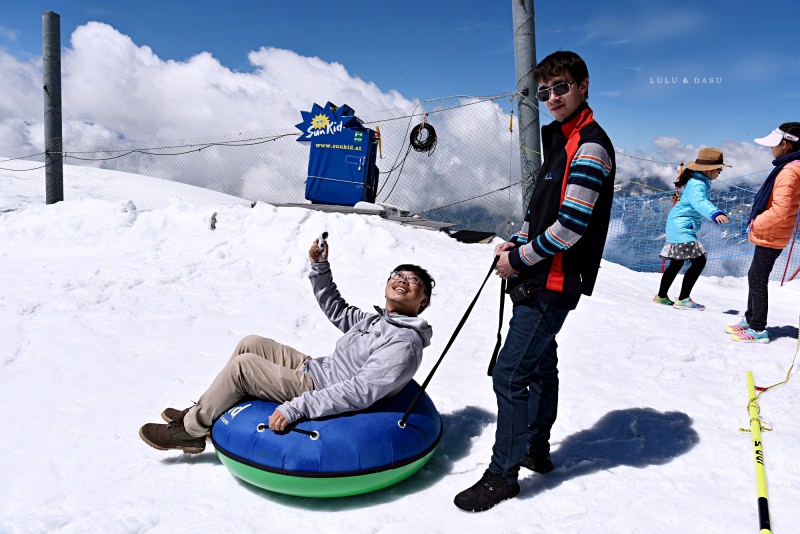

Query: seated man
[139,238,434,453]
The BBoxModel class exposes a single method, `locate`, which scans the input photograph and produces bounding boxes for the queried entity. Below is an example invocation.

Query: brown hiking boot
[161,406,211,437]
[139,420,206,454]
[161,407,191,423]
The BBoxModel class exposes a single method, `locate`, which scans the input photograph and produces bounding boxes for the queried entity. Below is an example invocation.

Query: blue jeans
[489,299,569,484]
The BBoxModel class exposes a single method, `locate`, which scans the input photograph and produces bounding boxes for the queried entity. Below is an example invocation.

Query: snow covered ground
[1,165,798,533]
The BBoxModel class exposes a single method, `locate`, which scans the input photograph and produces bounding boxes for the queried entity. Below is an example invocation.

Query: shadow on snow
[518,407,699,499]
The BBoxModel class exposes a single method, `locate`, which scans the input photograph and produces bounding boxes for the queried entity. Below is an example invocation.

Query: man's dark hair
[533,50,590,99]
[391,264,435,312]
[780,122,800,151]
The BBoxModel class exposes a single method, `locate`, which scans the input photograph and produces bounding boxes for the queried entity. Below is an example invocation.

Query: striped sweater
[507,103,615,308]
[515,145,612,265]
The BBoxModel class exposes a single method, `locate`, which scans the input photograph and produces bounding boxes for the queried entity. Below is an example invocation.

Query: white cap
[754,128,800,147]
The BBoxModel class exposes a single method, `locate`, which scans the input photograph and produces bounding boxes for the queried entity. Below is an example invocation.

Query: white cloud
[0,22,523,223]
[0,26,18,41]
[0,49,40,124]
[582,6,703,47]
[53,22,410,139]
[0,21,778,228]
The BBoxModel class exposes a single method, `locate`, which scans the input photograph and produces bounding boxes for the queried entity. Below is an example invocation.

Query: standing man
[454,50,616,512]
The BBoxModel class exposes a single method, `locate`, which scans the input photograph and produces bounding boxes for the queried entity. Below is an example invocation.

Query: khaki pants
[183,335,315,437]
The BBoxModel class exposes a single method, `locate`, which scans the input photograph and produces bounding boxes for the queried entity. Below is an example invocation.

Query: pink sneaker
[731,328,769,344]
[725,318,749,334]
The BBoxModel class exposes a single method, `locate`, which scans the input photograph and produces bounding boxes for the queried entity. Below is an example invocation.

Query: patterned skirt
[660,240,707,260]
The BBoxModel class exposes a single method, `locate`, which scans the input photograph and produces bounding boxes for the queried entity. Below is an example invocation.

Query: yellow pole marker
[746,371,771,534]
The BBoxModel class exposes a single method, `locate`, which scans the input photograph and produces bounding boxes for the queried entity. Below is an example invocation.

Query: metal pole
[511,0,541,210]
[43,11,63,204]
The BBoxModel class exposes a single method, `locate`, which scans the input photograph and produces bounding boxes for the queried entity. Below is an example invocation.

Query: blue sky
[1,0,798,158]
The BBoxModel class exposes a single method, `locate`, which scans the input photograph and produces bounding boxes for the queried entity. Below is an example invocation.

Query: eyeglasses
[389,271,422,285]
[535,81,575,102]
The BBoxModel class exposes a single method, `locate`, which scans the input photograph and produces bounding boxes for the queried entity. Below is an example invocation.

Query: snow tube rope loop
[257,422,319,440]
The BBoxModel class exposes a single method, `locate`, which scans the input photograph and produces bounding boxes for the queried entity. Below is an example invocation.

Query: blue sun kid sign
[296,102,380,206]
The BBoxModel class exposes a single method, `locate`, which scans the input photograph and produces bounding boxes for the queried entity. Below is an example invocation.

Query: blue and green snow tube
[211,380,442,497]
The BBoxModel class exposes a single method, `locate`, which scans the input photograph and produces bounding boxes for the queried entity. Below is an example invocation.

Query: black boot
[454,470,520,512]
[519,451,554,474]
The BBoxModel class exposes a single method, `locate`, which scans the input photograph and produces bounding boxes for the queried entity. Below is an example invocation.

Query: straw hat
[685,147,732,171]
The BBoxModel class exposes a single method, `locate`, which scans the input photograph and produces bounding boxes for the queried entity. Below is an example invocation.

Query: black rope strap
[400,256,500,427]
[487,276,506,376]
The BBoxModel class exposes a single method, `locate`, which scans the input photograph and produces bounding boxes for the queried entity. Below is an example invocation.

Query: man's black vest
[517,103,616,308]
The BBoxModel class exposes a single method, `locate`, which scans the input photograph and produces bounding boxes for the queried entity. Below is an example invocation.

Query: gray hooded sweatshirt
[279,262,433,423]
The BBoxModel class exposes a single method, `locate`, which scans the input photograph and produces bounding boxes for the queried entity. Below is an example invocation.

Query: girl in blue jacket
[654,148,730,310]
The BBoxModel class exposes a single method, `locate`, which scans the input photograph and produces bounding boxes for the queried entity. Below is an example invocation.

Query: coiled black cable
[409,123,437,154]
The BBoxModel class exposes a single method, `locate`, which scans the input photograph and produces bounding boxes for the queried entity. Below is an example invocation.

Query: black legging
[658,255,707,300]
[745,245,783,331]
